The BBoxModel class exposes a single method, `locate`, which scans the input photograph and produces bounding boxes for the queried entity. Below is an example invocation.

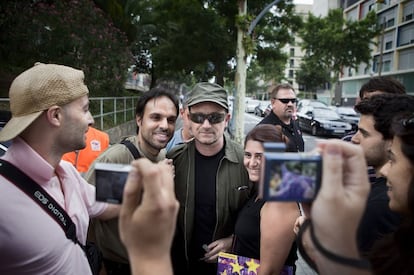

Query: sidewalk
[296,251,318,275]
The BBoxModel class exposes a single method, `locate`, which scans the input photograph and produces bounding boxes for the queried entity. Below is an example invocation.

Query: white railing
[0,96,138,131]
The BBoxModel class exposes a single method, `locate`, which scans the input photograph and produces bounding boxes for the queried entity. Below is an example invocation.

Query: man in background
[165,102,193,152]
[352,93,414,254]
[258,83,304,152]
[85,87,179,275]
[62,126,109,175]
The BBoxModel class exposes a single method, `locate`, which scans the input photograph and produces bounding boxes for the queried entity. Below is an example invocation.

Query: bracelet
[309,222,371,269]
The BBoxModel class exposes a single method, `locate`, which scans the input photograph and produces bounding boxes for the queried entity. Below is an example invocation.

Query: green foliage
[296,55,330,96]
[99,0,302,87]
[299,9,381,82]
[0,0,132,97]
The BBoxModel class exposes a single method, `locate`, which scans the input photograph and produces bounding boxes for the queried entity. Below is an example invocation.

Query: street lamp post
[233,0,283,144]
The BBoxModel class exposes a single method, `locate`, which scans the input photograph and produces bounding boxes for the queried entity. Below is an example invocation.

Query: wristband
[309,222,371,269]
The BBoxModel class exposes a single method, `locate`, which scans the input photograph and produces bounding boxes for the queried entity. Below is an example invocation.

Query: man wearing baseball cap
[0,63,119,274]
[168,82,252,275]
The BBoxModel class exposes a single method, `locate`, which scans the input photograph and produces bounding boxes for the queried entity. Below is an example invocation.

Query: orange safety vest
[62,127,110,173]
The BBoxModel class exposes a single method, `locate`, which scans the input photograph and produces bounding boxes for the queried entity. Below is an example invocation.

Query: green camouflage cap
[186,82,228,111]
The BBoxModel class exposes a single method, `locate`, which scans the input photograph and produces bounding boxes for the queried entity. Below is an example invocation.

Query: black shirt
[357,177,401,254]
[258,111,304,152]
[233,195,297,267]
[190,147,225,260]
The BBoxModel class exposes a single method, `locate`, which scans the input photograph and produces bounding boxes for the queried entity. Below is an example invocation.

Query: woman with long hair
[232,124,300,274]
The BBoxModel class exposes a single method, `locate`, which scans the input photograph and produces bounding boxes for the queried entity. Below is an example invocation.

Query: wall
[105,120,137,144]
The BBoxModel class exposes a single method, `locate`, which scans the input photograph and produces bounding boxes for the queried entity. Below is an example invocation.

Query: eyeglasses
[189,112,226,124]
[275,98,297,104]
[402,115,414,128]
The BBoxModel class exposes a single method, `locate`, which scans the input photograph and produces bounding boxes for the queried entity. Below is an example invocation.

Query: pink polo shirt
[0,137,107,274]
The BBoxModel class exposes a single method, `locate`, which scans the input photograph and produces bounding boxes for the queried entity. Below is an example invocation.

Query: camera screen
[261,153,322,202]
[95,163,131,204]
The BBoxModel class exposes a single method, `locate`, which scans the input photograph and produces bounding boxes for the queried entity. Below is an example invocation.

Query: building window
[398,48,414,70]
[290,48,295,57]
[403,1,414,22]
[288,70,294,78]
[290,59,294,68]
[383,60,391,72]
[382,31,394,51]
[385,41,392,50]
[378,7,397,29]
[398,23,414,46]
[373,53,392,73]
[386,18,395,28]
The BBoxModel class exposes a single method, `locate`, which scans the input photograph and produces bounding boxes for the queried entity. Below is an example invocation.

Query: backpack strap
[120,139,141,159]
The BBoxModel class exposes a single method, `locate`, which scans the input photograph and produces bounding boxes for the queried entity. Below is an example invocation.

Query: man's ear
[136,115,142,128]
[45,106,62,126]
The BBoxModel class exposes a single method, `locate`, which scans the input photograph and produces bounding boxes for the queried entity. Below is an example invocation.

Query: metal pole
[247,0,283,35]
[378,17,385,76]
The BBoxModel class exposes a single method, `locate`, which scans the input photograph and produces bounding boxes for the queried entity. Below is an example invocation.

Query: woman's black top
[233,195,297,267]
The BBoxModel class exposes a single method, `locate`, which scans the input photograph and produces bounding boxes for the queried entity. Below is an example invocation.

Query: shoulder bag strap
[120,139,141,159]
[0,159,79,244]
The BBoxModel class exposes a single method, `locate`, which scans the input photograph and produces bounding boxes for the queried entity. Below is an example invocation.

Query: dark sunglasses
[189,112,226,124]
[275,98,297,104]
[402,116,414,128]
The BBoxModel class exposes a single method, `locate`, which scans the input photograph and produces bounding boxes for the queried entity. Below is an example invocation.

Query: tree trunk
[233,0,247,145]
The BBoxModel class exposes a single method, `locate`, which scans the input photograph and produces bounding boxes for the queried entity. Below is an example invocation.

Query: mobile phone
[95,162,132,204]
[259,152,322,202]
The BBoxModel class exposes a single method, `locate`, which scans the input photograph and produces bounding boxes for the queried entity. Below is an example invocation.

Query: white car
[245,99,261,113]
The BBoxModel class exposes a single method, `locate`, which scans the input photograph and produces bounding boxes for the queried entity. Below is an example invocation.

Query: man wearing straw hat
[0,63,119,274]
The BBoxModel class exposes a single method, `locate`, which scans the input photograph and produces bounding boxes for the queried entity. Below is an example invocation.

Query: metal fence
[0,96,138,131]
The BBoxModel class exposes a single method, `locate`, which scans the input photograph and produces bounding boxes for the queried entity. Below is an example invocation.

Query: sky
[294,0,314,4]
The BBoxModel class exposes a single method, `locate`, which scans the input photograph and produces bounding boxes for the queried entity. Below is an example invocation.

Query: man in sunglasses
[258,83,304,152]
[168,82,252,275]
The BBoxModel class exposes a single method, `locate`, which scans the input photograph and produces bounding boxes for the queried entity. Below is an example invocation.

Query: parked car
[297,106,352,137]
[264,103,272,117]
[297,99,328,113]
[254,101,270,117]
[331,106,360,130]
[245,98,261,113]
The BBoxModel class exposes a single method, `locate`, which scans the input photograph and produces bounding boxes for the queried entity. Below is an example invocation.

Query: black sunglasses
[402,115,414,128]
[275,98,297,104]
[189,112,226,124]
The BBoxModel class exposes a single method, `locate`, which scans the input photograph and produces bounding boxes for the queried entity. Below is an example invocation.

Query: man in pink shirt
[0,63,119,274]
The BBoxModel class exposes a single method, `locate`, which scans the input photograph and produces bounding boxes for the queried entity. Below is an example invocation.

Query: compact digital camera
[95,162,132,204]
[259,143,322,202]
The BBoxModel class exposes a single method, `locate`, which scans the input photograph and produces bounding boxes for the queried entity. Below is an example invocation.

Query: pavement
[296,251,318,275]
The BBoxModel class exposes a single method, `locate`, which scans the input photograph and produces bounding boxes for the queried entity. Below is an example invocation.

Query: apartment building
[339,0,414,105]
[282,3,313,92]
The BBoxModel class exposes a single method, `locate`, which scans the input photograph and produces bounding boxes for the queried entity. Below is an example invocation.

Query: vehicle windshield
[314,108,340,119]
[337,107,359,116]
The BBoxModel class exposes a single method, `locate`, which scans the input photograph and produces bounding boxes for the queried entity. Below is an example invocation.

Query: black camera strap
[0,159,79,245]
[120,139,141,159]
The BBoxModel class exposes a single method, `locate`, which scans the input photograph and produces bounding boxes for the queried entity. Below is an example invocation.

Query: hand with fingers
[119,158,179,275]
[297,140,372,275]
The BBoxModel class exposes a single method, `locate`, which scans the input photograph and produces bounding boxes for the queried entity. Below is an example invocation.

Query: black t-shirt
[190,146,225,260]
[357,177,401,254]
[233,195,298,267]
[258,111,304,152]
